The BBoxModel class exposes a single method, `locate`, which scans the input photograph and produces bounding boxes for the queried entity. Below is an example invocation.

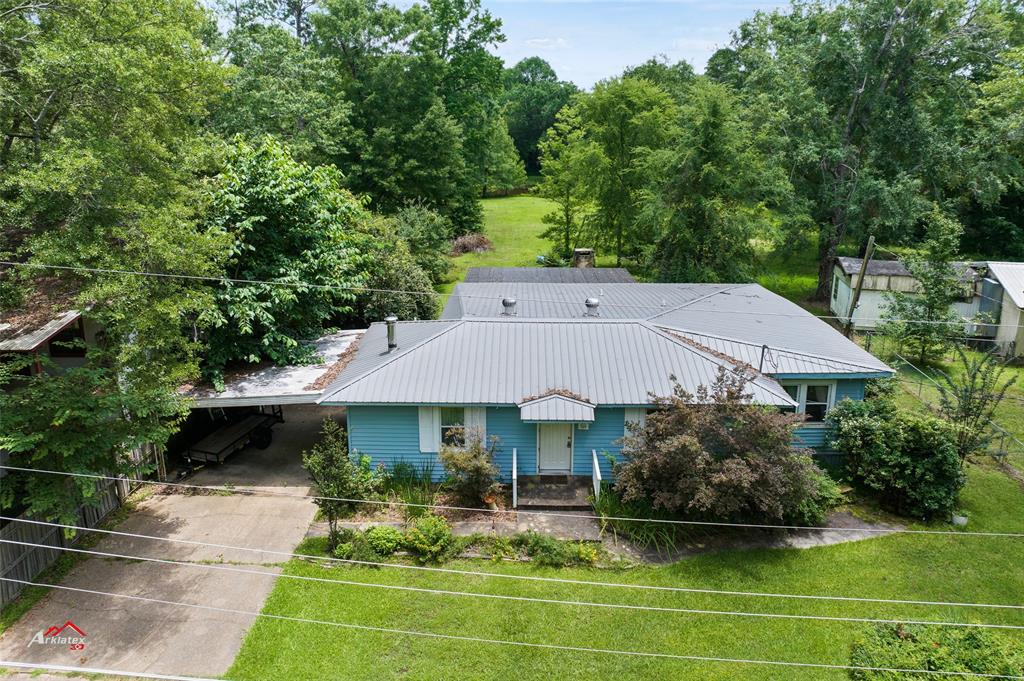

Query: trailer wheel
[251,426,273,450]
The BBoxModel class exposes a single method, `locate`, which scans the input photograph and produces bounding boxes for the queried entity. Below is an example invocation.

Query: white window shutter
[464,407,486,441]
[624,407,647,436]
[418,407,440,452]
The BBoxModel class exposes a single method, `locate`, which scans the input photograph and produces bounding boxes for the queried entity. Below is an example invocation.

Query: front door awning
[518,394,595,423]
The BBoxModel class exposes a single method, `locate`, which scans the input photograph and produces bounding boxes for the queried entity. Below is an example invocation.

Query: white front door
[538,423,572,473]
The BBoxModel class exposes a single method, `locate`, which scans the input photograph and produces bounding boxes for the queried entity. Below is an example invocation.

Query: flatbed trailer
[184,406,283,466]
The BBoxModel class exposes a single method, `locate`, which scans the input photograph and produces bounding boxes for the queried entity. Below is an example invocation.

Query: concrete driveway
[0,405,334,679]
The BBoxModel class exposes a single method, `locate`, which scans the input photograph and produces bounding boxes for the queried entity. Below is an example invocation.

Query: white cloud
[525,37,570,50]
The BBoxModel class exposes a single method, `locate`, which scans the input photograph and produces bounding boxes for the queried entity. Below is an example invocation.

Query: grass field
[228,464,1024,680]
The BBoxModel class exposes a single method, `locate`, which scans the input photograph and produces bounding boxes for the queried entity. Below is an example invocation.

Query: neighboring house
[319,274,892,484]
[829,257,981,332]
[464,266,636,284]
[976,262,1024,358]
[0,284,99,376]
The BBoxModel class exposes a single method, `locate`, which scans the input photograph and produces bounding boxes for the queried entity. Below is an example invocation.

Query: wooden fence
[0,476,131,609]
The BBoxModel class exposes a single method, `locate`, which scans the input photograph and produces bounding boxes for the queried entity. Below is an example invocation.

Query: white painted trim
[418,406,440,452]
[536,423,573,474]
[779,380,837,425]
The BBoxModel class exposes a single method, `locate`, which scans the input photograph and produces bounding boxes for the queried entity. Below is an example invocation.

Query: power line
[7,516,1022,612]
[2,577,1020,680]
[5,465,1023,537]
[2,259,1017,329]
[8,539,1021,631]
[0,661,218,681]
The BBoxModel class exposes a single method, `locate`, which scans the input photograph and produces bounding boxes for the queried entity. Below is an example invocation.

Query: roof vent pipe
[501,298,517,316]
[584,297,600,317]
[385,315,398,352]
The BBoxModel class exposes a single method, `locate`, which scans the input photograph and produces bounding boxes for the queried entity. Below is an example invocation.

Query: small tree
[302,418,378,550]
[880,210,969,365]
[615,368,834,523]
[936,347,1018,465]
[439,429,501,506]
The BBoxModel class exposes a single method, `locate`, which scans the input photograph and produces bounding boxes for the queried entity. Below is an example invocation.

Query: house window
[47,320,86,358]
[832,275,840,301]
[781,383,834,424]
[440,407,465,447]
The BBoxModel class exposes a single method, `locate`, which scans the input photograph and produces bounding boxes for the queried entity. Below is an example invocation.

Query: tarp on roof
[464,267,635,283]
[182,331,363,407]
[519,394,595,422]
[320,319,796,408]
[987,262,1024,309]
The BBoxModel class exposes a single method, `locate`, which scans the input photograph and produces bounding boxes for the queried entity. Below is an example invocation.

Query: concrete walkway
[0,405,327,679]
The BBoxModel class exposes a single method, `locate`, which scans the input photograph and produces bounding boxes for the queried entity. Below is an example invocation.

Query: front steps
[516,476,593,511]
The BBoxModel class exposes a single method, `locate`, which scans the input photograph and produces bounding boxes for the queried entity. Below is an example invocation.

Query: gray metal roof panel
[320,319,796,407]
[987,262,1024,309]
[837,257,977,281]
[464,267,636,283]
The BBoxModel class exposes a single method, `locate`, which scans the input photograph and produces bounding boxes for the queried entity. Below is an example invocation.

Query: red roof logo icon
[44,621,85,637]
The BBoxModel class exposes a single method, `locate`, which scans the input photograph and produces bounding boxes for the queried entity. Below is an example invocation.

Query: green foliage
[439,434,502,506]
[848,624,1024,680]
[387,205,455,284]
[201,136,368,383]
[615,368,828,524]
[591,483,680,555]
[502,57,578,172]
[790,467,846,527]
[829,398,965,519]
[381,460,436,521]
[403,514,454,563]
[479,116,528,196]
[333,532,383,563]
[510,532,599,567]
[363,525,405,557]
[536,106,602,259]
[349,217,438,325]
[0,363,187,526]
[622,57,696,102]
[302,419,380,550]
[879,210,969,364]
[645,79,797,282]
[936,348,1018,464]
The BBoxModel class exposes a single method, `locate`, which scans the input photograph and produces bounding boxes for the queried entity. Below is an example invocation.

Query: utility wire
[5,466,1023,537]
[0,661,218,681]
[2,259,1018,329]
[7,539,1021,631]
[2,577,1021,680]
[8,516,1022,612]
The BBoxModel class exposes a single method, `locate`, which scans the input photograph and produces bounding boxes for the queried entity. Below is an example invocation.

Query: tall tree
[536,105,602,258]
[478,115,527,196]
[622,56,695,102]
[573,77,678,264]
[645,79,796,282]
[502,56,577,172]
[711,0,1015,299]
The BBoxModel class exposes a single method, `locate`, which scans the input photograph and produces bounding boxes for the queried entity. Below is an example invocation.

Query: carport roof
[182,331,363,407]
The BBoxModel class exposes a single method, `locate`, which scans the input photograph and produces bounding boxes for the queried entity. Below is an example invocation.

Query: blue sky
[485,1,787,88]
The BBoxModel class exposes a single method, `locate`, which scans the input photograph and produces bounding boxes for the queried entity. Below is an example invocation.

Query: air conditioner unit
[576,423,589,431]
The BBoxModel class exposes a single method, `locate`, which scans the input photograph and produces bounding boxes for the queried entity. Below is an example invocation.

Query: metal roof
[442,282,735,320]
[183,331,363,407]
[0,310,81,352]
[320,319,797,407]
[836,257,977,282]
[441,282,889,375]
[519,394,595,422]
[987,262,1024,309]
[464,267,635,283]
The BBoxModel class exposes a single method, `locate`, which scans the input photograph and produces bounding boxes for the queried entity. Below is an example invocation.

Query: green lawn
[228,464,1024,681]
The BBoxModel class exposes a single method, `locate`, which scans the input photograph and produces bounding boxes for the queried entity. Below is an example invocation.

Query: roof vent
[584,297,600,317]
[501,298,517,316]
[385,315,398,352]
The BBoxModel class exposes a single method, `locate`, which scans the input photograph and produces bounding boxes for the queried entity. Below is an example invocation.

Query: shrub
[364,525,404,557]
[389,204,454,284]
[332,533,382,563]
[450,233,493,255]
[439,433,501,506]
[302,419,381,551]
[512,531,599,567]
[591,483,680,555]
[787,465,845,526]
[848,624,1024,679]
[404,514,454,563]
[615,368,826,523]
[829,399,965,519]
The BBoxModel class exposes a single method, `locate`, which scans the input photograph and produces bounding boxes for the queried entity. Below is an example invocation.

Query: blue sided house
[318,275,892,492]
